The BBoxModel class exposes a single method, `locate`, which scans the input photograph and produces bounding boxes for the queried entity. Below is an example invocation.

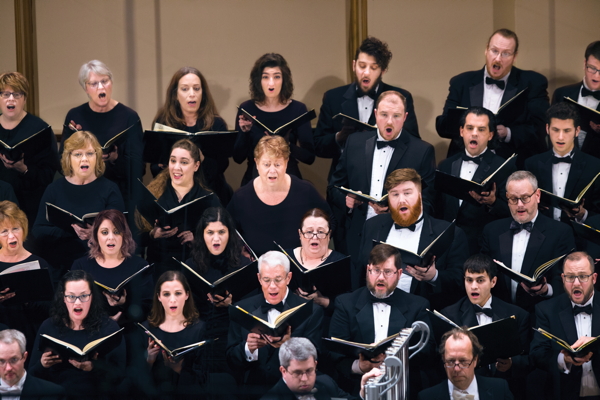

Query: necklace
[299,248,328,265]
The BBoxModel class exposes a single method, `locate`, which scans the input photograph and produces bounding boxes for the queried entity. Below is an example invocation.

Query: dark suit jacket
[480,214,575,313]
[525,148,600,223]
[441,296,531,375]
[436,150,515,254]
[436,66,549,165]
[530,292,600,400]
[328,130,436,262]
[260,374,356,400]
[552,82,600,157]
[357,213,468,309]
[226,292,324,389]
[19,374,65,400]
[314,82,419,179]
[417,375,514,400]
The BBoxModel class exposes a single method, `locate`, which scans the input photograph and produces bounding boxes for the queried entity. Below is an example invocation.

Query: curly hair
[354,37,393,72]
[253,135,290,161]
[190,207,241,274]
[152,67,223,131]
[88,209,136,260]
[50,270,106,334]
[148,270,198,327]
[249,53,293,104]
[61,131,105,178]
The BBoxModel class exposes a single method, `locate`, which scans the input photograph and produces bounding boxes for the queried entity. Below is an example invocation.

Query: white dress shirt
[577,80,600,148]
[366,129,397,220]
[483,68,512,142]
[386,213,424,293]
[357,87,376,124]
[510,213,539,303]
[474,296,493,326]
[551,150,572,221]
[459,148,488,206]
[557,295,600,397]
[0,371,26,400]
[447,376,479,400]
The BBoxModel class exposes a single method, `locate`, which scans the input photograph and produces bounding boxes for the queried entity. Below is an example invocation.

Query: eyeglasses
[286,367,316,379]
[71,151,96,159]
[368,268,398,278]
[586,64,600,75]
[443,358,475,369]
[506,192,535,205]
[260,277,285,286]
[86,78,111,89]
[64,294,92,303]
[0,91,24,99]
[0,356,23,368]
[0,227,22,237]
[488,48,515,59]
[563,274,594,283]
[300,230,330,239]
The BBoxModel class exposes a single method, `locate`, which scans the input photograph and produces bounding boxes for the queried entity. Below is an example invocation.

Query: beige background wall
[2,0,599,194]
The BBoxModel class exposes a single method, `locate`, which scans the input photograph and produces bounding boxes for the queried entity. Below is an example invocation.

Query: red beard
[390,197,422,227]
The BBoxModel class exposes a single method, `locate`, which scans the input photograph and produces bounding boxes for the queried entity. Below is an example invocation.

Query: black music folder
[136,323,210,360]
[45,203,99,231]
[539,172,600,210]
[228,300,313,337]
[39,328,124,362]
[494,252,571,285]
[238,108,316,134]
[332,113,376,131]
[335,186,388,206]
[564,97,600,134]
[323,333,400,358]
[0,125,54,162]
[94,264,152,295]
[533,327,600,358]
[0,260,53,305]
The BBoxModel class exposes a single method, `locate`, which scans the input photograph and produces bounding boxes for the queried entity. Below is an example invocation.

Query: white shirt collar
[0,371,26,392]
[572,294,594,309]
[484,67,511,83]
[552,149,575,158]
[376,128,402,142]
[447,374,478,397]
[464,147,488,158]
[583,78,598,92]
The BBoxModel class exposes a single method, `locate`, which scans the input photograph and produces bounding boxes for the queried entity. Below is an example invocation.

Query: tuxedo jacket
[530,292,600,400]
[552,82,600,157]
[436,150,515,254]
[328,130,436,261]
[525,147,600,223]
[417,375,514,400]
[19,374,65,400]
[314,82,420,179]
[260,375,356,400]
[436,66,549,164]
[357,213,468,309]
[480,214,575,312]
[441,296,531,375]
[226,292,324,388]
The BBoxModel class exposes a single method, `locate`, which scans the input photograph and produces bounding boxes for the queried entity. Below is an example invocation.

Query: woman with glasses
[29,270,125,398]
[33,131,125,285]
[227,135,331,258]
[0,72,59,226]
[61,60,143,218]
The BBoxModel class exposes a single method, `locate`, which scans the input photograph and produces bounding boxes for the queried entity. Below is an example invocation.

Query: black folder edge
[571,221,600,245]
[322,334,399,358]
[228,299,313,337]
[0,268,53,305]
[533,327,599,358]
[39,327,124,362]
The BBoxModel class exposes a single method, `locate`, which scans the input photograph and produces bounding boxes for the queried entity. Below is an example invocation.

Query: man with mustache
[480,170,575,313]
[328,92,435,281]
[530,251,600,400]
[435,28,549,166]
[357,168,468,310]
[436,106,516,254]
[329,243,434,398]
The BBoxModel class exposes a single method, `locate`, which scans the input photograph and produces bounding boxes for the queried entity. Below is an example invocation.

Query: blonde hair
[61,131,104,178]
[253,135,290,161]
[0,201,28,240]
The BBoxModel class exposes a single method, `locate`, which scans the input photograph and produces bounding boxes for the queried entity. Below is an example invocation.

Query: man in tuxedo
[0,329,64,400]
[480,170,576,313]
[436,28,549,165]
[329,243,434,397]
[441,254,530,400]
[418,328,514,400]
[328,91,435,266]
[436,106,515,254]
[525,102,600,224]
[227,251,324,397]
[530,251,600,400]
[357,168,468,309]
[552,41,600,157]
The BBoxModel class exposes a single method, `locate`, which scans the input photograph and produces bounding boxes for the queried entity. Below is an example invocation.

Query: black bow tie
[582,86,600,101]
[377,139,399,150]
[357,84,378,100]
[461,153,484,165]
[552,155,572,164]
[510,221,533,234]
[573,304,593,316]
[370,294,393,305]
[473,304,493,318]
[486,77,506,90]
[394,215,424,232]
[261,302,284,314]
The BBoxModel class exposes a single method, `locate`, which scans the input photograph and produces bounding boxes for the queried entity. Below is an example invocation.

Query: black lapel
[384,132,409,182]
[341,84,360,119]
[469,69,485,107]
[559,298,579,345]
[460,298,479,327]
[411,215,436,293]
[471,152,494,183]
[388,292,408,335]
[521,219,546,276]
[499,227,514,290]
[355,290,376,343]
[501,68,519,104]
[539,154,554,194]
[365,135,376,191]
[564,149,585,200]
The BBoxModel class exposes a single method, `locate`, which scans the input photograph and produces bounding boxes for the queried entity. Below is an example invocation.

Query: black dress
[32,177,125,283]
[29,317,126,399]
[227,175,332,257]
[233,100,315,186]
[0,113,59,227]
[61,103,144,214]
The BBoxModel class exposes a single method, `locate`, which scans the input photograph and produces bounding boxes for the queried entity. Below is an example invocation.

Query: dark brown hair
[148,270,198,327]
[439,328,483,363]
[88,209,136,260]
[354,37,393,72]
[368,243,401,270]
[488,28,519,54]
[249,53,293,104]
[384,168,422,192]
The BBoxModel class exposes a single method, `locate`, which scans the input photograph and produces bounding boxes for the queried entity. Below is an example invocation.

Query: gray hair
[78,60,113,89]
[0,329,26,354]
[258,251,290,274]
[506,170,538,192]
[278,337,317,368]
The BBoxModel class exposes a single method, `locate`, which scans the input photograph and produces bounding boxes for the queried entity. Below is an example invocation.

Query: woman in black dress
[29,270,125,399]
[234,53,314,185]
[152,67,234,205]
[33,131,125,284]
[0,72,59,226]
